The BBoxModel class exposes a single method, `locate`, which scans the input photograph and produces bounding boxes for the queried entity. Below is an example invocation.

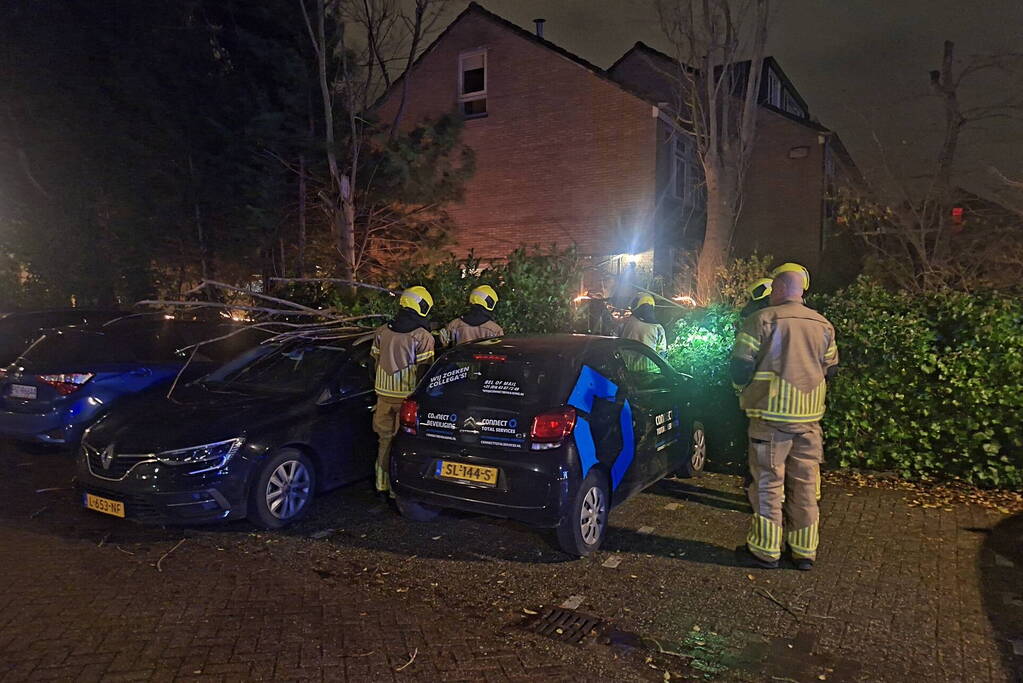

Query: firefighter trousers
[372,395,405,494]
[746,418,823,562]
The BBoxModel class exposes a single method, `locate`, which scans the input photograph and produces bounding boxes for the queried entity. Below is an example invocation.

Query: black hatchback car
[75,335,377,528]
[389,334,707,556]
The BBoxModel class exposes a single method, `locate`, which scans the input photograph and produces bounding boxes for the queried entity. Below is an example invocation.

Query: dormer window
[459,49,487,118]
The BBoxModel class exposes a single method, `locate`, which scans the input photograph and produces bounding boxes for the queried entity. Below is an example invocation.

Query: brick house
[375,2,860,293]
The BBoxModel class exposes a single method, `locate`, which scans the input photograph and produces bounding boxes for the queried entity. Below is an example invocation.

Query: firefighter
[730,266,838,571]
[619,293,667,355]
[443,285,503,346]
[740,277,773,319]
[370,286,436,497]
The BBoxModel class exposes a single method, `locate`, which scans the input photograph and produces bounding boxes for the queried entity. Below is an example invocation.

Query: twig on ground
[347,651,375,658]
[395,648,418,671]
[115,545,135,556]
[753,587,801,619]
[35,487,69,493]
[156,538,187,572]
[29,505,50,519]
[98,532,110,547]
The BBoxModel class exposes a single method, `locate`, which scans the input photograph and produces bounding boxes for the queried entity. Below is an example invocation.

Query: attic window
[766,68,782,108]
[459,49,487,118]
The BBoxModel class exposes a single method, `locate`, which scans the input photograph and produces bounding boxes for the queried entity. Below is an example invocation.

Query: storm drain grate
[525,607,603,644]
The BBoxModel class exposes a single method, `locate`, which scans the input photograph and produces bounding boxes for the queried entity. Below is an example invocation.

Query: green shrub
[662,280,1023,489]
[818,279,1023,489]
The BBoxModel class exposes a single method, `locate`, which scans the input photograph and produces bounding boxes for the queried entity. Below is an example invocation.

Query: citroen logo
[101,444,116,470]
[461,417,479,433]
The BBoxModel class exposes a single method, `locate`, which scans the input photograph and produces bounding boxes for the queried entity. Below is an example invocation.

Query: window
[619,348,668,389]
[782,90,807,119]
[672,136,701,204]
[459,49,487,118]
[766,68,782,108]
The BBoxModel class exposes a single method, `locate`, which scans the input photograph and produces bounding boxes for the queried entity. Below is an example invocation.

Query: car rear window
[422,353,561,408]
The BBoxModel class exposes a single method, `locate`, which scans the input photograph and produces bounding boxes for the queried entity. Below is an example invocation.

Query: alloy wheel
[691,423,707,471]
[265,459,312,520]
[579,485,607,545]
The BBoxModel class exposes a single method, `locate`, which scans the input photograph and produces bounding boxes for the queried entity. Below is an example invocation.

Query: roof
[373,2,657,113]
[452,333,616,357]
[610,41,833,134]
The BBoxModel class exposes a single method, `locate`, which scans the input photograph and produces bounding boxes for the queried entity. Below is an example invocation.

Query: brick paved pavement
[1,443,1020,682]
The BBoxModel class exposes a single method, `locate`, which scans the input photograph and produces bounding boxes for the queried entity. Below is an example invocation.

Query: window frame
[766,67,782,108]
[458,48,488,118]
[671,134,701,204]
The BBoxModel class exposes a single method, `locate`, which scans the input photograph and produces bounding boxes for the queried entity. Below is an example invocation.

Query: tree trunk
[695,163,736,303]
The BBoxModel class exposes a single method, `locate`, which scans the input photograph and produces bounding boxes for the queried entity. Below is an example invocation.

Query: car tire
[395,496,441,522]
[677,420,707,478]
[555,470,609,557]
[247,449,316,529]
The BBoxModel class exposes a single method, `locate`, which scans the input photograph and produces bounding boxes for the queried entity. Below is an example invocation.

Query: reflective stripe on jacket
[731,300,838,423]
[370,325,435,398]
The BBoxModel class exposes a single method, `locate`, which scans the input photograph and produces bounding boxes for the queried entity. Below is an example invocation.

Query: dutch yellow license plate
[84,493,125,518]
[436,460,498,487]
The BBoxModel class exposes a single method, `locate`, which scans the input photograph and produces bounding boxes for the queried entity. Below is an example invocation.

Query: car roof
[453,334,619,358]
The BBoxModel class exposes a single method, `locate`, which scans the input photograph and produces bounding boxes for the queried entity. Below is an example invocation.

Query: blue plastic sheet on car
[567,365,635,491]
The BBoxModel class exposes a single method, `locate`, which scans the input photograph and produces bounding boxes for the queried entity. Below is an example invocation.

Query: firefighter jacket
[730,300,838,423]
[444,317,504,346]
[619,316,667,355]
[370,325,435,398]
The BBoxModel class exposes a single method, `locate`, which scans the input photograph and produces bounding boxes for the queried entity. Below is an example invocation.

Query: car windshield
[213,343,348,394]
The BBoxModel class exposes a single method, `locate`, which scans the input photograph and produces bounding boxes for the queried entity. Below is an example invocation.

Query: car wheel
[395,496,441,522]
[247,449,316,529]
[677,420,707,478]
[555,470,609,557]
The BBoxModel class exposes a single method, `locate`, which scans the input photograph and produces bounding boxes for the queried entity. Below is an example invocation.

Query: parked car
[76,334,376,527]
[0,318,265,447]
[0,308,123,367]
[389,334,706,556]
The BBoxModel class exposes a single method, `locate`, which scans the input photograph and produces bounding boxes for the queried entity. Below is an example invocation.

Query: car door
[307,342,376,486]
[616,343,683,488]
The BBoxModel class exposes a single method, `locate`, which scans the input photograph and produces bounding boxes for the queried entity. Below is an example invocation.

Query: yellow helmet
[468,284,499,311]
[398,285,434,317]
[771,262,810,291]
[631,293,656,310]
[747,277,773,301]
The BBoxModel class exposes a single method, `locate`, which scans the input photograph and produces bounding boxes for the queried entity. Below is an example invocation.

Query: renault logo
[101,444,116,470]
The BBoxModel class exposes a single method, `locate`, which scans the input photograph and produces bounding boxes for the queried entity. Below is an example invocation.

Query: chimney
[533,18,545,39]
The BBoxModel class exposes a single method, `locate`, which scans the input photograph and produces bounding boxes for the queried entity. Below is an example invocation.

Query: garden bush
[663,278,1023,489]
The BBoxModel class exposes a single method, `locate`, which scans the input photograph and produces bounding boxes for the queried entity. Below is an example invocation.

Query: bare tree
[296,0,450,287]
[842,41,1023,291]
[656,0,770,303]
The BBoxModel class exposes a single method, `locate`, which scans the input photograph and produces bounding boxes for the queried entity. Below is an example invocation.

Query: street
[1,442,1020,682]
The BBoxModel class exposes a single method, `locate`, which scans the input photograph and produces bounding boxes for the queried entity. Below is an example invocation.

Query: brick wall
[376,11,658,260]
[734,110,826,273]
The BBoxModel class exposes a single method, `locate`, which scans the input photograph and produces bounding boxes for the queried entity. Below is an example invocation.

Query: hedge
[664,279,1023,490]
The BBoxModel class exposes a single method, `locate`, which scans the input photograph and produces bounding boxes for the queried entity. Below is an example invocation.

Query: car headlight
[157,438,244,473]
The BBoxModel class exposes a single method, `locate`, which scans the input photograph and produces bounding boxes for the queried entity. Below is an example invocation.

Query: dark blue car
[0,317,264,447]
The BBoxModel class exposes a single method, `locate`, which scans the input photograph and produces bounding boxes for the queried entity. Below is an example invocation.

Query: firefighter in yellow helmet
[741,277,773,319]
[443,285,504,346]
[731,265,838,571]
[370,286,436,497]
[618,293,667,370]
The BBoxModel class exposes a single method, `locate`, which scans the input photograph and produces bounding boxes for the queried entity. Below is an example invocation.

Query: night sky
[445,0,1023,197]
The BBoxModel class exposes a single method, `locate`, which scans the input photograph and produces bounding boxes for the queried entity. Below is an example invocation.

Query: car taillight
[530,406,576,449]
[37,373,94,396]
[399,398,418,434]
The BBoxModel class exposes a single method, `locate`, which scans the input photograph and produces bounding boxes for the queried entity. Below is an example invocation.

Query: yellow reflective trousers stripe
[747,513,783,560]
[786,522,820,559]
